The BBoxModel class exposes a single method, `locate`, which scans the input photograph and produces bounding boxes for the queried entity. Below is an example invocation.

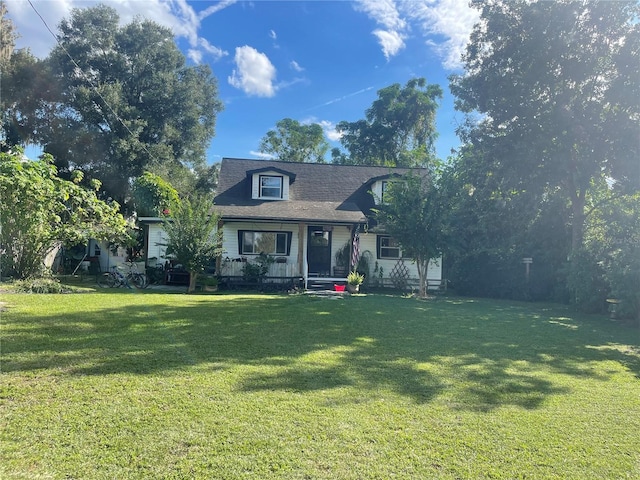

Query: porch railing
[220,259,301,278]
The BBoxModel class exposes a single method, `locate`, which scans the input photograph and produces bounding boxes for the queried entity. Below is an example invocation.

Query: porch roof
[215,200,367,224]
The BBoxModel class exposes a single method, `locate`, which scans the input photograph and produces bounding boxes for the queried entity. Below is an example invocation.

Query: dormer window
[259,175,283,199]
[381,181,390,203]
[249,166,294,200]
[370,175,402,205]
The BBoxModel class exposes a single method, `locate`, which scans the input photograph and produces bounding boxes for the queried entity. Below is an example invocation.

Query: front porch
[217,259,348,292]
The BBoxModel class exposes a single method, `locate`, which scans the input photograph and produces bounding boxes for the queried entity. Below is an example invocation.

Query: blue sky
[7,0,479,164]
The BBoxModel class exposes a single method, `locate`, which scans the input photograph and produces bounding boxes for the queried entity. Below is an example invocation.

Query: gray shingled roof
[213,158,423,223]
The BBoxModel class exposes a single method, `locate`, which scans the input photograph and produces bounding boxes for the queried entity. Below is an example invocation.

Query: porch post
[216,219,224,273]
[298,223,306,288]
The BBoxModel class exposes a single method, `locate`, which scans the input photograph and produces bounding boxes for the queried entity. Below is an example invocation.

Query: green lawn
[1,291,639,479]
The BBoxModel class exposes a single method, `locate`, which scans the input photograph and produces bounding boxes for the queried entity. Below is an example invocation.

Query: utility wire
[26,0,157,162]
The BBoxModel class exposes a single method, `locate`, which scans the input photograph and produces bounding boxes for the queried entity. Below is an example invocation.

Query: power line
[26,0,157,162]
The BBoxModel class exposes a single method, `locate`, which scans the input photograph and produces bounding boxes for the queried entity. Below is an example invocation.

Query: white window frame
[378,236,402,259]
[241,231,289,255]
[259,175,283,199]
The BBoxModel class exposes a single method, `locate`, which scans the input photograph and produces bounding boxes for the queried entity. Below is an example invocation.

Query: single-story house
[140,158,442,290]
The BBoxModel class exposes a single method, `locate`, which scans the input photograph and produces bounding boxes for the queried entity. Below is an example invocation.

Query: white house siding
[221,221,300,262]
[357,232,442,282]
[370,181,384,204]
[146,223,169,267]
[330,225,352,267]
[85,240,127,273]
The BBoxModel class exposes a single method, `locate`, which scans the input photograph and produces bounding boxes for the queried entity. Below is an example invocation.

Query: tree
[1,5,58,151]
[333,78,443,166]
[131,172,180,217]
[583,192,640,321]
[162,195,221,293]
[0,3,16,64]
[440,145,572,301]
[42,5,223,209]
[373,173,448,298]
[0,150,127,279]
[258,118,329,163]
[450,0,640,254]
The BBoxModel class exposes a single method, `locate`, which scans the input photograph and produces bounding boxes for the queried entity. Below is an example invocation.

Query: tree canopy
[0,6,55,151]
[450,0,640,251]
[258,118,329,163]
[131,172,180,218]
[0,150,127,279]
[373,173,448,298]
[162,195,221,293]
[333,78,443,167]
[10,5,223,210]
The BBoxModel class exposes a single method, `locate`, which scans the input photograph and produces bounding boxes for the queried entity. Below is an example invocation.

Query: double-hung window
[259,175,283,199]
[377,236,401,259]
[239,231,291,255]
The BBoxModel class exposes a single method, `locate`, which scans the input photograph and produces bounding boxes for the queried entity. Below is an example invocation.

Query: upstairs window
[377,235,402,259]
[259,175,283,199]
[381,181,390,203]
[380,180,402,204]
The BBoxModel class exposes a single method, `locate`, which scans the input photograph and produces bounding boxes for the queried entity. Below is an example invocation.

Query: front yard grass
[1,292,639,479]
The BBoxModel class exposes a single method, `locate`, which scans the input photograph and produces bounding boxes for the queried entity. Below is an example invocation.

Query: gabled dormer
[369,173,403,205]
[247,167,296,201]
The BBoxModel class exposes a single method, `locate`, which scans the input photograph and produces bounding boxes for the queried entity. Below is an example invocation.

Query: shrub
[565,248,609,314]
[12,277,73,294]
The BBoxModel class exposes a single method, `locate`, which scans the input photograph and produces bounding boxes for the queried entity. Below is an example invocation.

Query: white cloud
[319,120,343,142]
[353,0,478,69]
[355,0,406,30]
[372,29,405,59]
[301,117,343,142]
[4,0,231,63]
[188,49,203,64]
[250,150,276,160]
[198,38,229,61]
[269,29,277,40]
[188,37,229,64]
[198,0,237,20]
[402,0,479,70]
[228,46,277,97]
[354,0,407,59]
[290,60,304,72]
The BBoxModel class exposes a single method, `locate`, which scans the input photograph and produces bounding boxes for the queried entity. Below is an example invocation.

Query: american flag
[351,226,360,270]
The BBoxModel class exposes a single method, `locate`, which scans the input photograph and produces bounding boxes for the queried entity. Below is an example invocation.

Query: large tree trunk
[570,188,586,255]
[416,256,428,298]
[188,271,198,293]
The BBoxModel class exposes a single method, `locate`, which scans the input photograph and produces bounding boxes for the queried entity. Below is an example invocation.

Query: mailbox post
[522,257,533,282]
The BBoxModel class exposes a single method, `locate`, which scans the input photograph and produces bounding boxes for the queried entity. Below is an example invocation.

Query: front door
[307,226,331,276]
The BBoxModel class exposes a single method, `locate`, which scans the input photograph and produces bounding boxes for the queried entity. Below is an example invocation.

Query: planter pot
[347,284,360,294]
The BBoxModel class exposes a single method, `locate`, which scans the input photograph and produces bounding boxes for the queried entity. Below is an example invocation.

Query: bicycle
[97,263,148,289]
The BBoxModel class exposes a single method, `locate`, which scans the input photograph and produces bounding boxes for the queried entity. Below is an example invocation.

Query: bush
[605,246,640,322]
[565,248,609,314]
[12,277,73,294]
[242,253,274,282]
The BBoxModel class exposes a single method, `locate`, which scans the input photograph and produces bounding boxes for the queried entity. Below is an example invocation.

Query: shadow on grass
[3,293,639,410]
